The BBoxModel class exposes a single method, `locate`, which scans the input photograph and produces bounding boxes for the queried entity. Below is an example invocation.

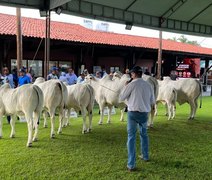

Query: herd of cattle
[0,72,202,147]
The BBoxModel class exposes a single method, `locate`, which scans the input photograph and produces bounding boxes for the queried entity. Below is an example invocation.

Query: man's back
[128,79,154,112]
[120,78,155,113]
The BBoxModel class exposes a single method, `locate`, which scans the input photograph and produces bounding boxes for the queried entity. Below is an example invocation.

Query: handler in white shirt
[119,66,155,172]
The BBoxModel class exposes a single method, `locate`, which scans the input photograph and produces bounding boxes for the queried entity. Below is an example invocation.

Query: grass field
[0,96,211,179]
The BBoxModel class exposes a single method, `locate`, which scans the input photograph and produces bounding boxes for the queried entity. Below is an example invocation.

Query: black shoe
[138,155,150,162]
[127,167,136,172]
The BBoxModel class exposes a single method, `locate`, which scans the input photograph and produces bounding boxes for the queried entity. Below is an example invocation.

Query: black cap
[19,68,26,73]
[129,66,143,73]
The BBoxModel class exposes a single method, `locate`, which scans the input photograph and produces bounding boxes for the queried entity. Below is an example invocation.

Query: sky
[0,5,212,48]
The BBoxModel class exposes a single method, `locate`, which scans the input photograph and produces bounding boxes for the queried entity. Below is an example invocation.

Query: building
[0,13,212,78]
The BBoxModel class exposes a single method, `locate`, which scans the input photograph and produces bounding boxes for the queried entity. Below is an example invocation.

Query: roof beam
[0,0,41,9]
[160,0,188,22]
[49,0,72,10]
[63,0,212,36]
[125,0,137,11]
[188,3,212,23]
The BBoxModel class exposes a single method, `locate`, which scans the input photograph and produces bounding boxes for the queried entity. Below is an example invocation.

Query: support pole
[203,59,209,92]
[157,30,162,79]
[44,10,51,79]
[16,8,22,71]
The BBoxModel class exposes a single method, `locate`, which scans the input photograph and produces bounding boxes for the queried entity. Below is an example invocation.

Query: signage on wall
[176,58,198,78]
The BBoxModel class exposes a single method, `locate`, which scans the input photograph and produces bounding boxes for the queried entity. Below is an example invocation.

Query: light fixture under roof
[125,22,133,30]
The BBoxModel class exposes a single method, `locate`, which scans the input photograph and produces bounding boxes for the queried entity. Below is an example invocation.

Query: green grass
[0,97,211,179]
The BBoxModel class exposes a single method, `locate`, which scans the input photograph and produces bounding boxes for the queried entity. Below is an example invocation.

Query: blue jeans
[127,111,149,169]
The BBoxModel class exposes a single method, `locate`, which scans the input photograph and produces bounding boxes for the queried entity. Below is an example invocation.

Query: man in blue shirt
[59,72,68,84]
[0,67,14,123]
[47,67,59,80]
[1,67,14,88]
[18,68,31,86]
[66,68,77,85]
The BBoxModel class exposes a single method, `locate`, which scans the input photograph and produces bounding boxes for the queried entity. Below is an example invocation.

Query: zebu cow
[141,74,159,126]
[0,84,44,147]
[63,83,95,133]
[162,77,202,119]
[85,74,127,124]
[34,78,68,138]
[114,72,158,127]
[157,81,177,120]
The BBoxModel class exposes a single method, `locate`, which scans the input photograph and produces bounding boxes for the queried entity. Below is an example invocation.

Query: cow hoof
[57,131,62,134]
[98,122,103,125]
[107,121,111,124]
[51,134,55,139]
[27,143,32,147]
[82,130,87,134]
[148,124,154,129]
[44,125,48,128]
[0,136,2,139]
[33,138,38,142]
[87,128,91,133]
[10,134,15,138]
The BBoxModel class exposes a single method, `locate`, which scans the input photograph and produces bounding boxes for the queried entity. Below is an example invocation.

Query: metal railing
[201,84,212,96]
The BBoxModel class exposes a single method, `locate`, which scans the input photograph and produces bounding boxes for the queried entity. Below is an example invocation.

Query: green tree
[168,35,200,46]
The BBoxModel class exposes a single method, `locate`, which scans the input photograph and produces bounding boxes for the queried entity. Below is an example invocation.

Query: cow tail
[33,85,44,113]
[198,80,202,108]
[85,84,95,107]
[32,85,44,125]
[57,81,68,109]
[172,88,177,106]
[154,79,159,100]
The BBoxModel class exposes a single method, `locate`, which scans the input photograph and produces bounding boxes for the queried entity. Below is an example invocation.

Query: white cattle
[63,83,95,133]
[0,84,44,147]
[85,74,127,124]
[117,73,159,126]
[161,77,202,119]
[111,72,159,127]
[34,78,68,138]
[157,81,177,120]
[142,74,159,126]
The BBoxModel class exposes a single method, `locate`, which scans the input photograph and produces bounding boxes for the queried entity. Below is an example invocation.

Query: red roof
[1,13,212,56]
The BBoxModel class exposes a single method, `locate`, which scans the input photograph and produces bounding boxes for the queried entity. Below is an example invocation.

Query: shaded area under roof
[0,0,212,36]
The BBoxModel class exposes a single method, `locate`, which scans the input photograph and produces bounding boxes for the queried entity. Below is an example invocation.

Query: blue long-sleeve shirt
[66,73,77,85]
[18,75,31,86]
[2,74,14,88]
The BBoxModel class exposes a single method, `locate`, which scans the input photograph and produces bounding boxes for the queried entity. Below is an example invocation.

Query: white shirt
[119,78,155,112]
